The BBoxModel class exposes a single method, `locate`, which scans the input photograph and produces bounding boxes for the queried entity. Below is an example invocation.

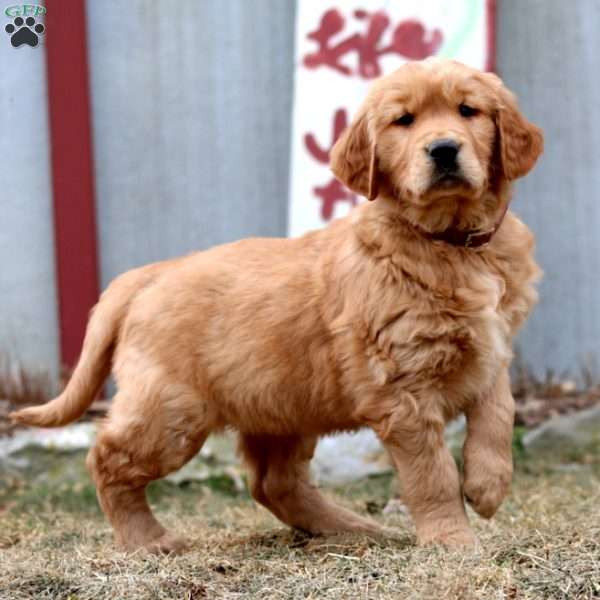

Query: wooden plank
[45,0,99,367]
[486,0,496,71]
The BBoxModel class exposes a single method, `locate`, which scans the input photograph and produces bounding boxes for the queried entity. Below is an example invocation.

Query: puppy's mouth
[428,170,471,191]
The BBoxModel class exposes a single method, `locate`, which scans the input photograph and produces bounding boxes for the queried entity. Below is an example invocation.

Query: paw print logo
[5,16,45,48]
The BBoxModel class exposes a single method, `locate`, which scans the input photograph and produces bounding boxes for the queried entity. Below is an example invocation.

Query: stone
[522,404,600,451]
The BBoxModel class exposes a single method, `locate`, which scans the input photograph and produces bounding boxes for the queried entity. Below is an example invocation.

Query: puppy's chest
[365,270,511,391]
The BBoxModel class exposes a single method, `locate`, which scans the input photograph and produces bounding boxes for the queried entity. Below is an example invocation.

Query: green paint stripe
[438,0,482,59]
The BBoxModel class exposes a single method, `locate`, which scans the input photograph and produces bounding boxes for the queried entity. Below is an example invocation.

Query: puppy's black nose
[427,139,461,170]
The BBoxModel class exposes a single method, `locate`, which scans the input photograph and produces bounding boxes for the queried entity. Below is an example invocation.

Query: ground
[0,436,599,600]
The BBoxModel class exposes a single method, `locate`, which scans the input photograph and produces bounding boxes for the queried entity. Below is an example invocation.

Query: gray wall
[85,0,296,287]
[497,0,600,377]
[0,29,59,374]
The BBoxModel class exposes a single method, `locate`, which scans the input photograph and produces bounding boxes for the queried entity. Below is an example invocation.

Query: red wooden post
[486,0,497,72]
[45,0,99,368]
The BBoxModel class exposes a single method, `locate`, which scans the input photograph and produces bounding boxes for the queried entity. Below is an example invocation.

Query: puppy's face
[375,62,498,202]
[331,60,543,222]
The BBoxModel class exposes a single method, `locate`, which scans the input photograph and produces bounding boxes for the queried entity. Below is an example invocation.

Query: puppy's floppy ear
[495,88,544,180]
[330,111,379,200]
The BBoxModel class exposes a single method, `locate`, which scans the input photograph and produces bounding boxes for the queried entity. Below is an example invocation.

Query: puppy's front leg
[373,399,476,547]
[463,368,515,519]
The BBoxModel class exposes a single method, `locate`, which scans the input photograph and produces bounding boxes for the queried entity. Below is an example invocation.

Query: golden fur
[12,59,543,552]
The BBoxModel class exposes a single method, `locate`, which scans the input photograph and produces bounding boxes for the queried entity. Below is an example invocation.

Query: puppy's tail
[10,266,158,428]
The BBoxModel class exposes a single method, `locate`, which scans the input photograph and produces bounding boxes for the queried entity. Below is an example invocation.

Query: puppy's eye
[394,113,414,127]
[459,104,479,118]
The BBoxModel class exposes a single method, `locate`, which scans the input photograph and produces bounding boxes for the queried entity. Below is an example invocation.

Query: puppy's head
[331,60,543,229]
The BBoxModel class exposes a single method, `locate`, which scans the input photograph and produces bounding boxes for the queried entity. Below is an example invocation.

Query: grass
[0,442,599,600]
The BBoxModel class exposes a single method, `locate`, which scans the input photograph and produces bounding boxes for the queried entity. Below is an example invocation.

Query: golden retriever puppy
[12,59,543,553]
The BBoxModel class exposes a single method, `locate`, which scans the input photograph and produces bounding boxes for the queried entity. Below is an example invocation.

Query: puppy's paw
[147,532,191,555]
[417,526,478,549]
[123,532,191,555]
[463,457,512,519]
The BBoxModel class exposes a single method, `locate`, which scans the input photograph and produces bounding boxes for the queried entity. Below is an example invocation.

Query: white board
[288,0,494,236]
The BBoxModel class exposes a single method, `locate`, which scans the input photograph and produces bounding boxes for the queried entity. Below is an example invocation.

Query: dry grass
[0,355,54,437]
[0,457,599,600]
[0,354,54,414]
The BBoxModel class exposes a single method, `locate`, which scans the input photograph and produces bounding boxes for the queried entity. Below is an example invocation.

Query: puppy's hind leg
[87,386,211,554]
[239,434,385,537]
